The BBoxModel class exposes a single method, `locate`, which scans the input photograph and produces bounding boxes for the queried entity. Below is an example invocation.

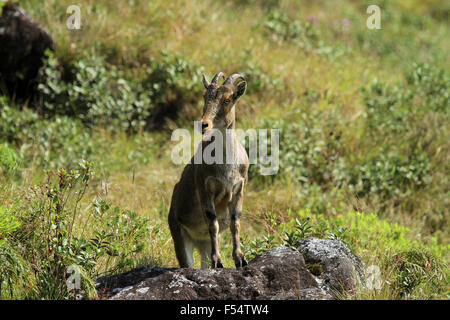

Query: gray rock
[295,238,365,298]
[0,4,54,98]
[96,243,364,300]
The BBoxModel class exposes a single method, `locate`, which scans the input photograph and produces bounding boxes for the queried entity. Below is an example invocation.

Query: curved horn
[211,72,225,86]
[202,74,210,89]
[223,73,245,88]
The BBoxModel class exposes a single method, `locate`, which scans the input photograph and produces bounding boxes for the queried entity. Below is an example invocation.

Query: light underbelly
[215,206,231,231]
[183,205,231,241]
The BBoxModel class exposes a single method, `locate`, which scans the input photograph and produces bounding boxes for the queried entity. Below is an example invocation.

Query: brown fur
[168,73,249,269]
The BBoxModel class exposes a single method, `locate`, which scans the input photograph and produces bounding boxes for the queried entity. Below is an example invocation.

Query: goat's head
[200,72,247,134]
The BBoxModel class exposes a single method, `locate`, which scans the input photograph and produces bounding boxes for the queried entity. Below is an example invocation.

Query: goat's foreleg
[205,193,223,268]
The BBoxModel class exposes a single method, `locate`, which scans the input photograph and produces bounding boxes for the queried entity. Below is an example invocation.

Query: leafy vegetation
[0,0,448,299]
[0,144,17,173]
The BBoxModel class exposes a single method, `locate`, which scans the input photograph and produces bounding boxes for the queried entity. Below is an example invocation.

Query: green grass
[0,0,448,299]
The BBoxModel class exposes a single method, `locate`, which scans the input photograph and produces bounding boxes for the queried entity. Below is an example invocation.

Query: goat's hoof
[235,257,248,269]
[213,260,224,268]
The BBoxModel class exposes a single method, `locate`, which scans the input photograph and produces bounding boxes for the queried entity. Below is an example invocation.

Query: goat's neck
[218,125,237,152]
[223,128,238,165]
[202,124,238,163]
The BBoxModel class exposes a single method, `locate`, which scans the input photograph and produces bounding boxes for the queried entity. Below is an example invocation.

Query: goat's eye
[223,99,231,104]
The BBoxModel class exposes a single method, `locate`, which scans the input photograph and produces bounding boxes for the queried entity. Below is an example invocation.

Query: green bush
[390,248,447,298]
[0,97,39,144]
[363,64,449,141]
[90,199,149,272]
[8,161,97,299]
[351,152,431,199]
[407,63,449,114]
[362,79,414,136]
[253,109,346,186]
[242,233,277,261]
[359,66,446,200]
[0,144,17,173]
[30,116,94,169]
[283,217,313,246]
[38,51,152,132]
[1,162,151,299]
[240,62,283,94]
[251,91,434,202]
[0,104,94,169]
[143,51,205,126]
[353,1,448,69]
[262,10,322,51]
[37,50,206,130]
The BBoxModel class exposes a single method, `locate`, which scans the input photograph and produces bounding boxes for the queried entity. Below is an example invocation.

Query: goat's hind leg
[195,239,211,269]
[168,210,194,268]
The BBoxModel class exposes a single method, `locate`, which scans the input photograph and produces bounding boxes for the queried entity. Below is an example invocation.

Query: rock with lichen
[296,238,365,298]
[96,242,365,300]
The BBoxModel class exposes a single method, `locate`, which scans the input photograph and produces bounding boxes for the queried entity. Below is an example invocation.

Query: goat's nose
[201,122,208,133]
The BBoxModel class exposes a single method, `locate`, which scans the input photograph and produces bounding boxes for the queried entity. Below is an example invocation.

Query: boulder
[0,3,54,98]
[295,238,365,298]
[96,242,366,300]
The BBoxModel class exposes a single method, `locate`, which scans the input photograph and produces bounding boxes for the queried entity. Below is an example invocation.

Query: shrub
[0,104,94,169]
[38,51,152,132]
[9,161,97,299]
[0,144,17,173]
[32,116,95,169]
[240,62,283,94]
[363,64,449,139]
[359,68,445,200]
[362,79,414,135]
[350,152,431,199]
[2,161,151,299]
[407,63,449,114]
[262,10,322,51]
[252,109,346,186]
[242,233,278,261]
[0,97,39,144]
[390,248,447,298]
[283,217,313,246]
[143,51,205,126]
[90,199,149,273]
[37,50,206,130]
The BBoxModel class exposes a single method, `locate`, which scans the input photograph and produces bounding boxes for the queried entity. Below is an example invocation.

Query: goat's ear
[233,81,247,100]
[202,74,210,89]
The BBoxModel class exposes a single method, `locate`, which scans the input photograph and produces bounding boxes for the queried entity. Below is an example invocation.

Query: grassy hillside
[0,0,448,299]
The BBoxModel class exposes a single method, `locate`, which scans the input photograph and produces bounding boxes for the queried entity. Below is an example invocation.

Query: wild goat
[168,72,249,269]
